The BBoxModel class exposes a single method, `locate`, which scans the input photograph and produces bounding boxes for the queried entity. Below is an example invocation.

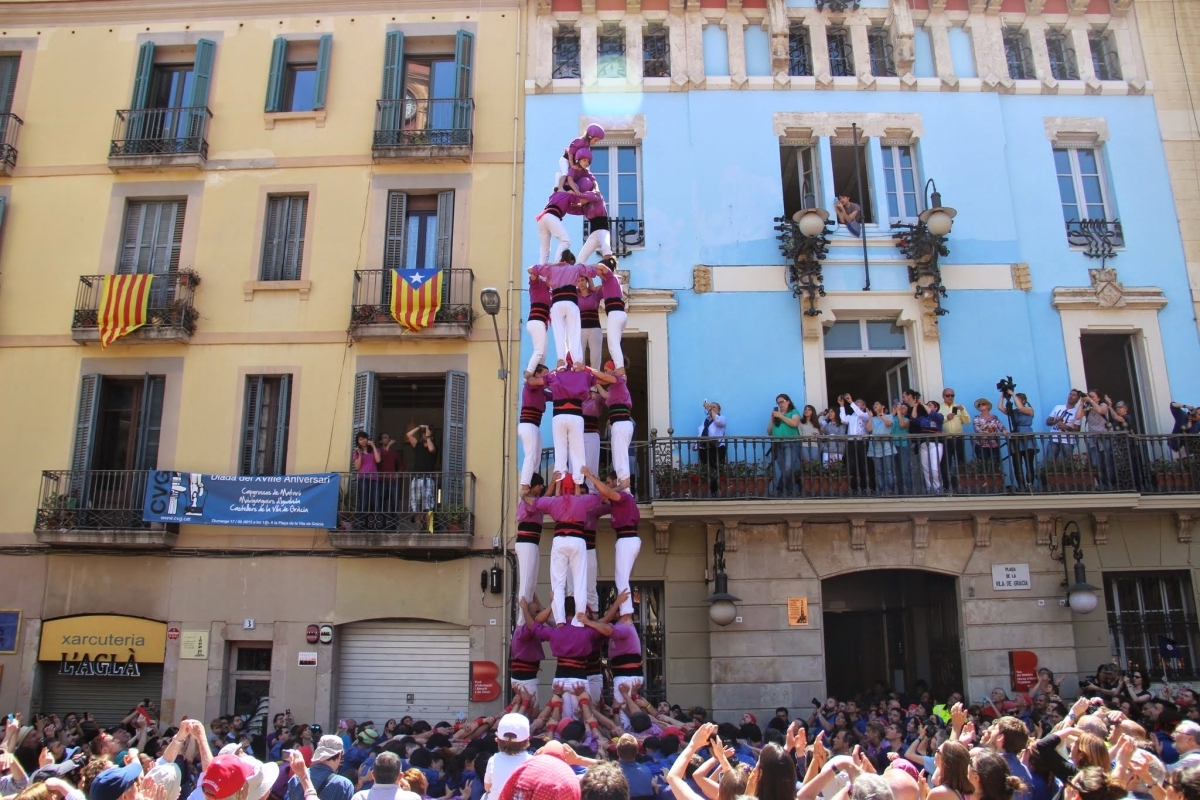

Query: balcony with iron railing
[373,98,474,162]
[71,271,199,345]
[543,432,1200,512]
[329,471,476,553]
[583,218,646,258]
[108,106,212,172]
[349,268,473,340]
[34,470,178,547]
[0,113,23,175]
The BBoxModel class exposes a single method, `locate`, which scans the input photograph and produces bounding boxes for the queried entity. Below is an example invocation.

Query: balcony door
[380,30,473,142]
[118,200,185,309]
[1081,333,1147,432]
[127,40,214,147]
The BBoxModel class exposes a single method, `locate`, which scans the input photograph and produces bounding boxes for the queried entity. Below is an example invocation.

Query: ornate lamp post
[775,187,833,316]
[892,179,957,316]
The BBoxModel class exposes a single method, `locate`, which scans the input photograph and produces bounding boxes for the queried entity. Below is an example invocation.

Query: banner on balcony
[390,268,444,332]
[141,471,338,528]
[99,274,154,347]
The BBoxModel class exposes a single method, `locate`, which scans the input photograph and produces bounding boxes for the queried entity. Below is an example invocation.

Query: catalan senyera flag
[98,274,154,348]
[390,268,444,332]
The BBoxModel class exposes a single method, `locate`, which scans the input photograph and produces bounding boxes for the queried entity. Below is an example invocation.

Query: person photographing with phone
[353,432,382,515]
[405,424,438,526]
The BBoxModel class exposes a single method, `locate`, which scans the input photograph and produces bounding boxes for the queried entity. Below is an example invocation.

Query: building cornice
[0,0,518,27]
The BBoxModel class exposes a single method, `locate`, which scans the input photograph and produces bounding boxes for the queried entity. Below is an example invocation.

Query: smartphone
[282,749,295,759]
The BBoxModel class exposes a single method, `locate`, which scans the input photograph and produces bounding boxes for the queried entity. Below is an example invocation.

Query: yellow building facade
[0,0,525,725]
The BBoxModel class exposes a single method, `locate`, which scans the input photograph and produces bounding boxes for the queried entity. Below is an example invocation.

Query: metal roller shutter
[337,622,469,720]
[39,664,163,726]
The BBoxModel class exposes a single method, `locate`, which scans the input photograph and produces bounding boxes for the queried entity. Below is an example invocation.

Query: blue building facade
[517,0,1200,719]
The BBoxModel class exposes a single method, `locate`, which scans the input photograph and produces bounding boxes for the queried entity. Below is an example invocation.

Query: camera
[997,376,1017,395]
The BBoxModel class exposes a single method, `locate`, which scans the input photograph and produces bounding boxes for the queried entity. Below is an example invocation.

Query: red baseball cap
[661,727,685,739]
[200,755,256,799]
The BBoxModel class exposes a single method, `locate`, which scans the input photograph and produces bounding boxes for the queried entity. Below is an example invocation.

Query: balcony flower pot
[800,461,850,496]
[176,269,201,288]
[1041,456,1094,491]
[443,503,470,532]
[1150,462,1196,492]
[955,461,1005,493]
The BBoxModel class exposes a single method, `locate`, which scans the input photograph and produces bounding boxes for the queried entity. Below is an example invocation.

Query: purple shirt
[538,622,603,660]
[605,375,632,407]
[516,500,545,526]
[578,289,601,314]
[608,622,641,659]
[575,174,596,194]
[532,493,605,525]
[609,491,640,528]
[545,190,585,217]
[567,165,593,188]
[521,381,551,413]
[599,270,622,301]
[579,191,608,220]
[566,136,590,162]
[529,276,552,306]
[543,369,595,403]
[582,394,603,419]
[512,623,547,664]
[584,501,610,533]
[531,263,599,290]
[355,450,378,474]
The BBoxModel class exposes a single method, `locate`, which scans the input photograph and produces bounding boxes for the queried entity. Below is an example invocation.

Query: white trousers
[584,432,601,492]
[537,213,571,265]
[511,677,540,705]
[552,414,585,483]
[553,677,588,720]
[614,536,642,614]
[565,546,599,613]
[554,155,570,191]
[606,310,627,370]
[525,319,547,375]
[549,300,583,365]
[518,421,543,488]
[550,535,588,626]
[610,420,635,481]
[576,229,612,264]
[581,327,603,371]
[614,676,645,724]
[588,674,604,703]
[920,441,944,493]
[515,540,541,604]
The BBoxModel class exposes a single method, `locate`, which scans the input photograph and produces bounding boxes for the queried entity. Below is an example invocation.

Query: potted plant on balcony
[39,492,78,530]
[176,269,202,289]
[1148,459,1198,492]
[955,457,1005,493]
[653,464,687,500]
[442,503,471,532]
[1040,454,1094,492]
[800,459,850,496]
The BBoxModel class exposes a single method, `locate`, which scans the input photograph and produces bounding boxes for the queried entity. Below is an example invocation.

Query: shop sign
[167,627,180,641]
[298,652,318,667]
[39,615,167,664]
[1010,650,1039,691]
[306,625,320,644]
[58,653,141,677]
[470,661,501,702]
[319,625,333,645]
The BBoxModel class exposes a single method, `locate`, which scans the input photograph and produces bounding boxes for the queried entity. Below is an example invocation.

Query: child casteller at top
[554,124,605,192]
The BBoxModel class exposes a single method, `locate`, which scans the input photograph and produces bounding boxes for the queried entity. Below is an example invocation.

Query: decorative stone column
[624,17,645,86]
[1065,16,1099,91]
[580,17,600,88]
[848,12,873,89]
[767,0,790,84]
[1022,17,1054,88]
[964,3,1006,89]
[925,16,958,89]
[890,0,916,75]
[806,13,833,87]
[685,9,707,89]
[534,15,556,89]
[722,11,749,88]
[667,14,689,90]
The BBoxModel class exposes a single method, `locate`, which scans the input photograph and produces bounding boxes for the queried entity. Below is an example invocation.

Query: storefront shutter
[39,664,163,727]
[336,622,468,721]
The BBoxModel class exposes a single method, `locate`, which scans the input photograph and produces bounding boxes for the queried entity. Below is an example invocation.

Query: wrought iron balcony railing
[349,268,474,329]
[0,113,23,169]
[110,106,212,159]
[36,470,168,532]
[72,272,199,338]
[542,432,1200,501]
[331,471,476,534]
[583,217,645,258]
[1066,219,1124,260]
[373,98,474,151]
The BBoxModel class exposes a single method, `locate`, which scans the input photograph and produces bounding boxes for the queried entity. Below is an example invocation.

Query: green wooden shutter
[265,38,288,112]
[453,31,473,132]
[0,56,20,117]
[314,35,333,111]
[381,191,407,308]
[272,374,292,476]
[280,195,307,281]
[435,191,454,271]
[187,39,215,139]
[442,370,468,505]
[0,196,8,232]
[241,376,264,476]
[134,374,166,472]
[131,42,155,109]
[380,31,405,131]
[260,197,284,280]
[72,374,103,473]
[351,371,379,469]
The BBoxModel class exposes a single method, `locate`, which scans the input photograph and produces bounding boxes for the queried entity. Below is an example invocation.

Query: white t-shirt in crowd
[351,784,420,800]
[484,752,533,798]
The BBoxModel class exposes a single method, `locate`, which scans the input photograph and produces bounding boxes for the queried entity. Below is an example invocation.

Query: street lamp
[893,179,958,316]
[1048,520,1100,614]
[775,186,833,316]
[479,287,507,380]
[705,525,740,626]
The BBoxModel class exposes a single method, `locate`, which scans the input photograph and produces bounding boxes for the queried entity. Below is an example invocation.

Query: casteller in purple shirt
[531,262,600,290]
[532,492,605,525]
[542,368,596,403]
[604,374,633,408]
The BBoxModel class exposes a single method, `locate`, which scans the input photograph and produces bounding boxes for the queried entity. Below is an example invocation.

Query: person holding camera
[1169,401,1200,460]
[767,394,801,496]
[907,393,945,494]
[405,424,438,525]
[838,395,871,494]
[1045,389,1084,462]
[697,401,727,495]
[998,382,1037,490]
[1081,391,1115,488]
[353,431,382,516]
[938,388,972,480]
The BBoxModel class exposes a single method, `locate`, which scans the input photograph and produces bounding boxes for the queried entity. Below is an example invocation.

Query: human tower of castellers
[508,124,647,734]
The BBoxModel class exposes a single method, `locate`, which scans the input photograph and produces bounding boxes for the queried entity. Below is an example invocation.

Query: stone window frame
[227,366,303,475]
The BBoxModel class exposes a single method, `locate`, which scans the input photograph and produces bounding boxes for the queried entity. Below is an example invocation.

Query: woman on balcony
[867,402,897,494]
[352,431,382,521]
[1000,390,1038,491]
[798,405,821,466]
[891,401,914,494]
[768,394,801,497]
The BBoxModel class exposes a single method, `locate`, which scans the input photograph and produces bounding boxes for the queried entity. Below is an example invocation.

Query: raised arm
[601,590,629,624]
[519,598,537,627]
[579,614,613,637]
[406,426,422,446]
[588,368,617,385]
[585,468,620,502]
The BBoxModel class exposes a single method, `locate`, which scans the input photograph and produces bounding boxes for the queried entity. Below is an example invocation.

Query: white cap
[496,713,530,742]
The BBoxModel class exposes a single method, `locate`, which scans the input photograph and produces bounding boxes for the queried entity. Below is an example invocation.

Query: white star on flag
[410,272,425,286]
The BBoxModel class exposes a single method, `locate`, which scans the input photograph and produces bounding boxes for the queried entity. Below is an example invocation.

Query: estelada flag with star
[390,268,444,332]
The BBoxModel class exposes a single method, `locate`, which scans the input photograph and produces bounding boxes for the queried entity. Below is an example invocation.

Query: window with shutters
[1105,571,1200,681]
[780,143,822,220]
[118,200,185,309]
[374,30,474,148]
[265,36,333,113]
[72,374,166,474]
[121,41,215,155]
[0,54,21,166]
[240,375,292,477]
[259,195,308,282]
[881,144,921,224]
[380,190,455,309]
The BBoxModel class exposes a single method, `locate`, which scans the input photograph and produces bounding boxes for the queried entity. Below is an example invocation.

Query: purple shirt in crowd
[599,270,622,301]
[609,491,640,528]
[605,375,632,407]
[532,493,605,525]
[566,136,590,162]
[521,381,551,414]
[579,191,608,220]
[531,263,599,290]
[608,622,642,659]
[584,501,610,533]
[582,394,603,419]
[544,190,585,217]
[529,275,552,305]
[538,622,603,659]
[578,289,601,315]
[516,499,546,527]
[512,623,548,664]
[542,369,595,403]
